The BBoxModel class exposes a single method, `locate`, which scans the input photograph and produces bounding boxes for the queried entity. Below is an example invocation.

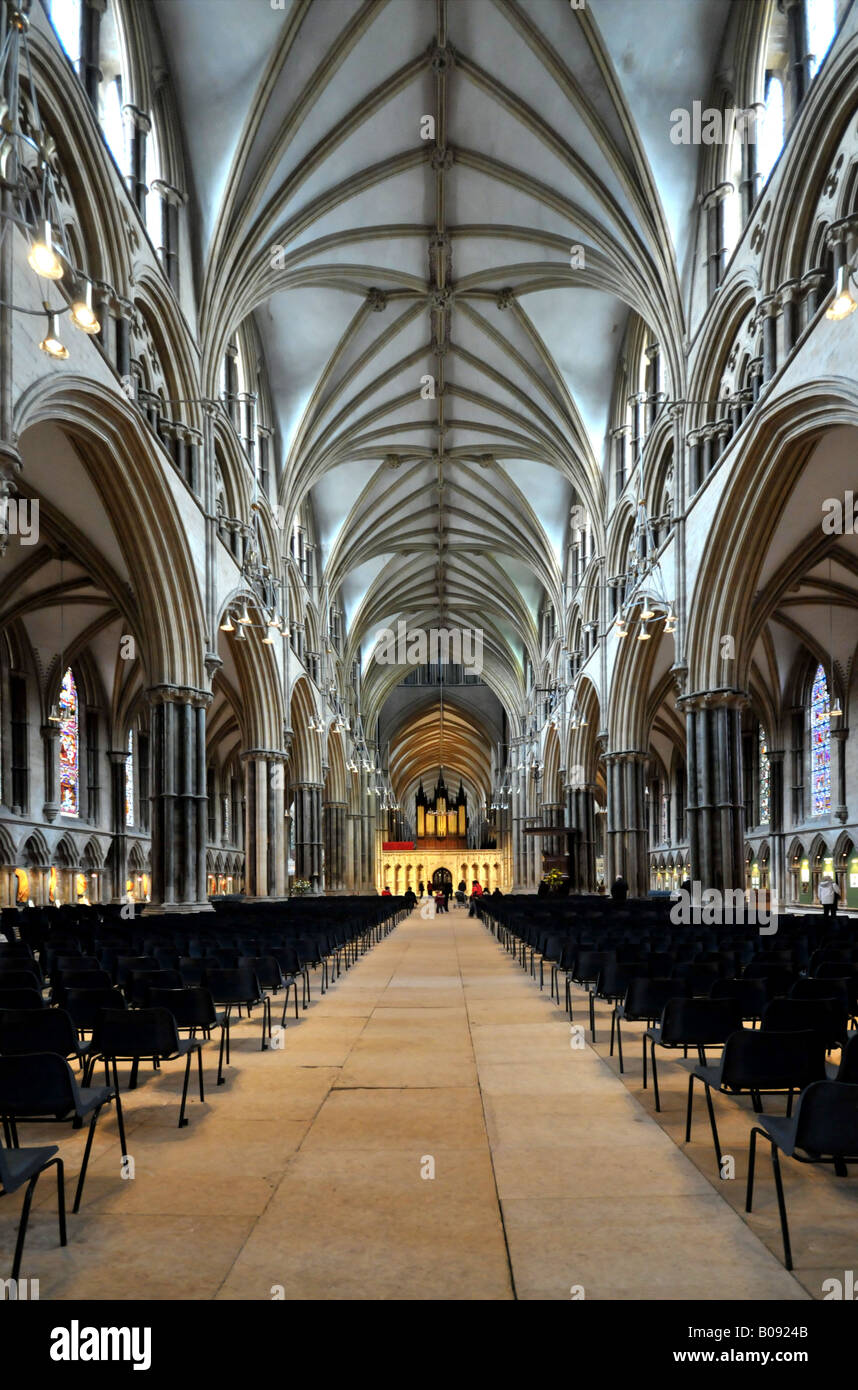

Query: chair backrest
[624,977,687,1019]
[719,1027,824,1091]
[65,987,127,1031]
[115,955,158,985]
[762,996,846,1047]
[710,976,767,1014]
[790,977,850,1008]
[794,1081,858,1156]
[835,1033,858,1084]
[0,1051,78,1114]
[238,955,283,988]
[743,962,794,995]
[127,968,184,1006]
[203,966,260,1003]
[55,968,112,993]
[92,1007,180,1058]
[0,987,44,1011]
[0,1006,78,1058]
[147,985,217,1029]
[55,954,99,972]
[659,996,739,1045]
[0,968,41,991]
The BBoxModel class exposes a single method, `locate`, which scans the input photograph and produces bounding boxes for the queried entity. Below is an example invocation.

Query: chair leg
[73,1105,103,1213]
[703,1082,723,1170]
[111,1059,128,1158]
[651,1041,661,1111]
[178,1051,192,1128]
[11,1172,40,1282]
[610,1009,616,1057]
[745,1126,760,1212]
[642,1033,648,1089]
[261,997,270,1051]
[589,991,596,1043]
[685,1073,695,1142]
[196,1044,205,1102]
[55,1157,67,1249]
[785,1088,794,1118]
[217,1017,228,1085]
[770,1141,793,1271]
[616,1015,624,1073]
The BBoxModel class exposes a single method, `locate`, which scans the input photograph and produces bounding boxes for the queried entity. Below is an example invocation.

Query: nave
[0,907,824,1302]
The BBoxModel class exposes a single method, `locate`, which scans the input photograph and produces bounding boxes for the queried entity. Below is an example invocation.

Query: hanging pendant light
[39,311,68,360]
[236,603,252,626]
[70,281,100,335]
[28,221,64,280]
[219,611,235,632]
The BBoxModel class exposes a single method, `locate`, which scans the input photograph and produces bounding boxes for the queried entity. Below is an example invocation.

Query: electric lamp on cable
[70,282,100,335]
[219,612,235,632]
[28,221,63,280]
[825,264,858,321]
[38,311,68,360]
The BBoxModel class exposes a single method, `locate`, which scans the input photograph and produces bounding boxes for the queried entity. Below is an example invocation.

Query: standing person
[418,879,425,898]
[434,889,447,914]
[468,880,483,916]
[404,885,416,910]
[818,873,841,921]
[442,880,452,909]
[610,875,629,903]
[381,885,392,896]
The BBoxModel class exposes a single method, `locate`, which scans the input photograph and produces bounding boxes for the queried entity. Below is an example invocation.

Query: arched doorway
[431,867,452,891]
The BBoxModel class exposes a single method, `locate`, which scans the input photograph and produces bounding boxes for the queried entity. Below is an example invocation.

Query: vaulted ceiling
[155,0,733,775]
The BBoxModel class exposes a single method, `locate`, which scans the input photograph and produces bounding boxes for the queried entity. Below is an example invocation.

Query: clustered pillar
[294,782,323,892]
[681,691,747,893]
[146,686,210,913]
[605,751,648,895]
[323,800,348,892]
[242,750,288,899]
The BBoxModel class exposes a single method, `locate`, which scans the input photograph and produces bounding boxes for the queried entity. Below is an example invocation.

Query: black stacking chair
[0,1052,113,1212]
[743,963,794,999]
[613,978,689,1075]
[746,1081,858,1269]
[272,945,309,1011]
[0,1007,89,1071]
[147,986,225,1078]
[115,956,158,989]
[0,968,42,995]
[589,960,648,1044]
[64,987,127,1048]
[0,1135,66,1280]
[87,1008,204,1153]
[830,1032,858,1083]
[204,967,272,1081]
[686,1029,824,1168]
[51,968,112,1006]
[645,998,740,1112]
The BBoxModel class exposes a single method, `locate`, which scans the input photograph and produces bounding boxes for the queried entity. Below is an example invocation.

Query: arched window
[810,663,831,816]
[100,76,126,175]
[125,728,134,827]
[145,122,163,249]
[758,726,770,823]
[808,0,837,81]
[47,0,81,65]
[758,72,785,186]
[59,668,79,817]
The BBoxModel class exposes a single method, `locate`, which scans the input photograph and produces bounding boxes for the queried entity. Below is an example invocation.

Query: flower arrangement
[292,878,311,896]
[542,868,565,889]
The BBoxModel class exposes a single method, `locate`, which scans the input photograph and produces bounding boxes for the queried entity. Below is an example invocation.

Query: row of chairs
[480,895,858,1271]
[0,897,406,1280]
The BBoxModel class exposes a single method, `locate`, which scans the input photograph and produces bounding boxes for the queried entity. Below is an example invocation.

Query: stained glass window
[59,668,79,817]
[758,727,770,823]
[811,663,831,816]
[125,728,134,827]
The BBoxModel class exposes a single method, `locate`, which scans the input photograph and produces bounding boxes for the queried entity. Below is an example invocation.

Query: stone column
[739,104,764,220]
[107,747,129,901]
[78,0,107,108]
[149,179,185,291]
[681,690,748,893]
[606,751,648,896]
[40,723,60,824]
[294,782,323,893]
[323,800,348,892]
[801,267,828,324]
[122,105,151,217]
[832,726,849,824]
[701,183,731,295]
[758,295,779,383]
[768,749,786,908]
[241,749,288,898]
[145,686,212,913]
[784,0,812,110]
[777,279,801,360]
[346,810,359,891]
[566,780,596,891]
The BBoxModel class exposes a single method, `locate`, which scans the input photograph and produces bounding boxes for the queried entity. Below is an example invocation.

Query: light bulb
[640,604,655,621]
[219,612,235,632]
[28,222,63,280]
[262,630,275,644]
[826,264,857,321]
[70,282,100,334]
[39,313,69,359]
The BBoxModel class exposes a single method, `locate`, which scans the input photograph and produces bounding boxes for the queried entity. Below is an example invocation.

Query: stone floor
[0,907,839,1300]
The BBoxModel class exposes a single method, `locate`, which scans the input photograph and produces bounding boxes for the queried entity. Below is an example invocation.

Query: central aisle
[219,910,806,1301]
